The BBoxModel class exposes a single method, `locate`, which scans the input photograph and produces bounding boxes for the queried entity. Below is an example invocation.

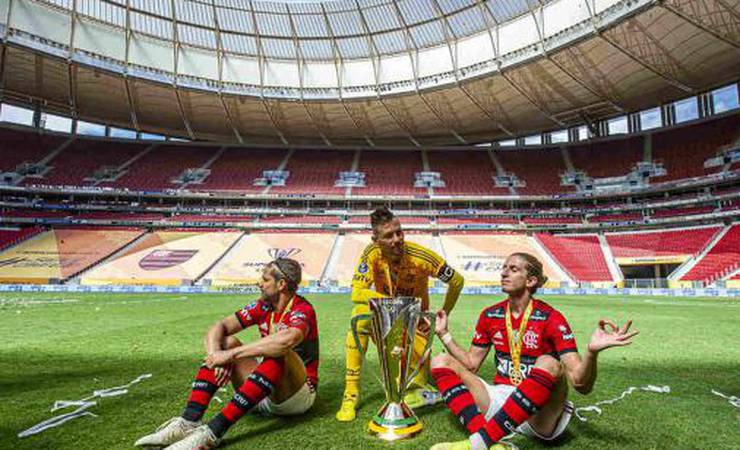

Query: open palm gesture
[588,319,639,353]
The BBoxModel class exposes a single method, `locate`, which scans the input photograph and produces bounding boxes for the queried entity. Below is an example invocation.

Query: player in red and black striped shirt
[135,258,319,450]
[430,253,638,450]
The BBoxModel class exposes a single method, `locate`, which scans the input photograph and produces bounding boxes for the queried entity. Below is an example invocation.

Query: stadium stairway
[598,233,625,284]
[180,146,226,190]
[319,233,344,285]
[67,229,149,283]
[196,231,247,285]
[668,225,731,282]
[91,144,157,187]
[261,149,294,195]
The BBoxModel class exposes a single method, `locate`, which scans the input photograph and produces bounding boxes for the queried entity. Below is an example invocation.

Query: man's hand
[588,319,639,353]
[435,310,449,336]
[418,316,432,334]
[205,349,233,369]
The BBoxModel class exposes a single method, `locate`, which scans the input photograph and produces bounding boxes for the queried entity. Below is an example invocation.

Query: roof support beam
[658,1,740,50]
[598,32,694,93]
[123,0,139,131]
[286,4,331,147]
[247,5,287,145]
[211,0,242,144]
[320,3,374,146]
[169,0,195,140]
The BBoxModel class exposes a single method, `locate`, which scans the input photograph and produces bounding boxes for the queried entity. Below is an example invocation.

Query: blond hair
[509,252,548,294]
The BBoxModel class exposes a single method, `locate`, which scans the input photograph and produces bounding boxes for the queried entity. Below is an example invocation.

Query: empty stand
[0,228,143,283]
[427,150,509,195]
[196,148,287,192]
[606,226,720,261]
[0,226,43,251]
[651,206,715,218]
[681,225,740,283]
[652,115,739,182]
[102,145,214,190]
[39,139,147,186]
[536,233,613,282]
[440,233,564,286]
[355,150,424,195]
[0,128,67,172]
[270,150,353,195]
[569,137,643,178]
[495,148,571,195]
[205,232,335,286]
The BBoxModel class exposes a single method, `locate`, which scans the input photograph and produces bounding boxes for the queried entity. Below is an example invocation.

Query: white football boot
[134,417,200,447]
[163,425,220,450]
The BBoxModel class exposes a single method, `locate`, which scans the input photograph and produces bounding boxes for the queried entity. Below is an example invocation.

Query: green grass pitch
[0,292,738,449]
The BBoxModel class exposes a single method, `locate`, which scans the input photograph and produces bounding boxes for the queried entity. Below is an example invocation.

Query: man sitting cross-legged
[135,258,319,449]
[430,252,638,450]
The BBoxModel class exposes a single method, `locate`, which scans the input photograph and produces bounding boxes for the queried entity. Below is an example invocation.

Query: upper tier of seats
[427,150,510,195]
[36,140,146,186]
[569,137,644,178]
[4,114,738,195]
[0,128,66,173]
[652,115,738,182]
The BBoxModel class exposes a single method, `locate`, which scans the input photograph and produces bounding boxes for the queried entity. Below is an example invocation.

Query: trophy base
[367,402,423,441]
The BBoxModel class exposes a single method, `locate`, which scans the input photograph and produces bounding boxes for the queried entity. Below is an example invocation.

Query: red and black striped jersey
[472,298,577,386]
[235,295,319,390]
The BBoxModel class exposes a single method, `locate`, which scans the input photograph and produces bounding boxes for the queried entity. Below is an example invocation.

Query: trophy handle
[350,313,372,355]
[404,311,436,391]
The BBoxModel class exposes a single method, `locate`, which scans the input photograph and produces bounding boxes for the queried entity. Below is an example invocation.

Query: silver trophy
[351,296,435,441]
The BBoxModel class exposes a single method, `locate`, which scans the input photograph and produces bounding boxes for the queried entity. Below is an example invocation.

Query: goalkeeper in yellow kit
[336,207,465,422]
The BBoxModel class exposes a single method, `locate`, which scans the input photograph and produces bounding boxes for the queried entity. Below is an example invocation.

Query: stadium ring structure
[0,0,738,146]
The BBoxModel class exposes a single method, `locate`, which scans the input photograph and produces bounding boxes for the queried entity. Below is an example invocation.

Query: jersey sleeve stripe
[406,244,443,264]
[404,247,441,267]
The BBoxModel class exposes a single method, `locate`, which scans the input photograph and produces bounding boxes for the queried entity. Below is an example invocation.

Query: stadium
[0,0,738,448]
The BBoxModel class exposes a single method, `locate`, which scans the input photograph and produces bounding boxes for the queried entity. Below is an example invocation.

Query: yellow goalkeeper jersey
[351,240,458,311]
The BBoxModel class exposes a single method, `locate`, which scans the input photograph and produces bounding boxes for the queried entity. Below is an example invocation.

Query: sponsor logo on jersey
[289,311,307,325]
[138,249,198,270]
[497,357,533,379]
[485,307,505,319]
[268,247,302,259]
[529,309,550,322]
[558,324,574,340]
[523,329,539,349]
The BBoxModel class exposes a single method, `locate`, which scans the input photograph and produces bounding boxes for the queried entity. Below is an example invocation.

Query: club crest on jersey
[358,261,369,274]
[523,329,539,349]
[268,247,302,259]
[139,249,198,270]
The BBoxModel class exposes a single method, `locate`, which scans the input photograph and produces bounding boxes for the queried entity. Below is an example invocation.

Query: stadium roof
[0,0,738,145]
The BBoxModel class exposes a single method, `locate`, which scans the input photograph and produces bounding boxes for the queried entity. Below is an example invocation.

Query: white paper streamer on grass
[17,373,152,438]
[711,390,740,408]
[575,385,670,422]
